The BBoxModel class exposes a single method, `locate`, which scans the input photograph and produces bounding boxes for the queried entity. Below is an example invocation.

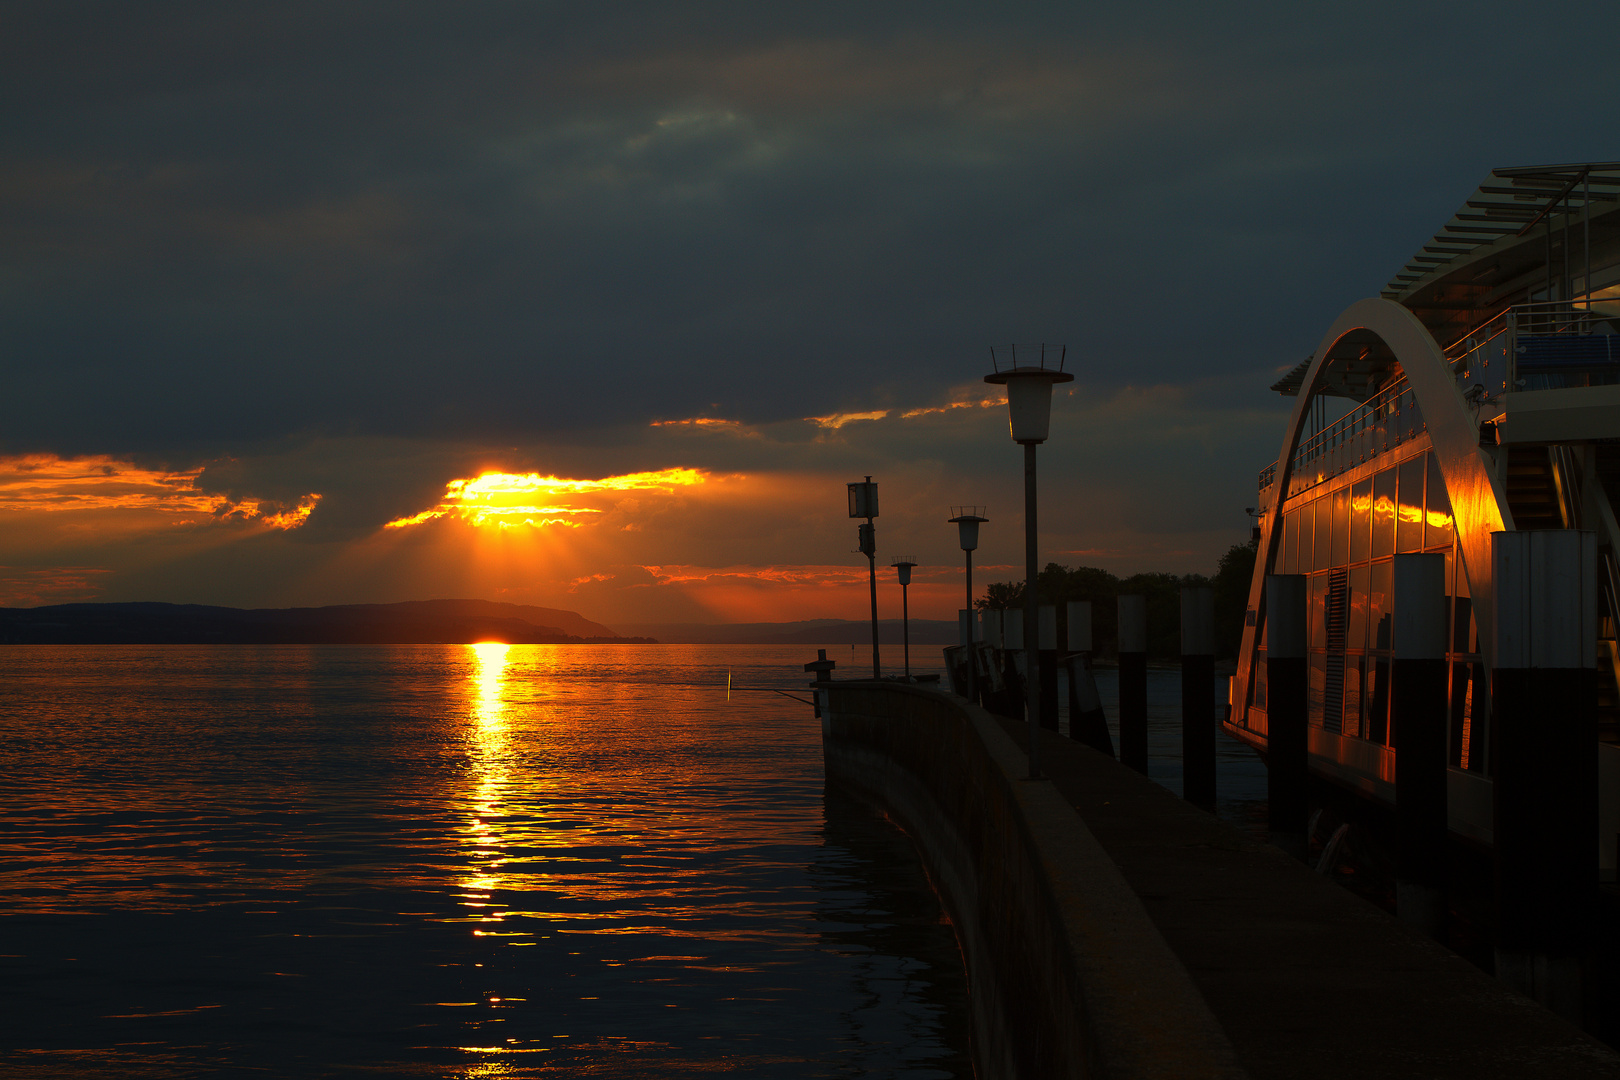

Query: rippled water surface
[0,644,967,1078]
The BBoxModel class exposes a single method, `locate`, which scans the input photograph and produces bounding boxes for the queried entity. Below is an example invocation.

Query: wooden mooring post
[1492,529,1597,1022]
[1266,574,1308,860]
[1392,553,1448,939]
[1038,604,1059,731]
[1065,600,1114,756]
[1181,585,1215,811]
[1117,594,1148,774]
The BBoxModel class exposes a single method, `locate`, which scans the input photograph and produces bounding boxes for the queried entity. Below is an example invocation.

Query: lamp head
[984,345,1073,444]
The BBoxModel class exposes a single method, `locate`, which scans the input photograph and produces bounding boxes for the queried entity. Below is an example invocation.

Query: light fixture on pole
[947,506,988,612]
[848,476,881,678]
[948,506,988,704]
[892,556,918,680]
[984,344,1072,779]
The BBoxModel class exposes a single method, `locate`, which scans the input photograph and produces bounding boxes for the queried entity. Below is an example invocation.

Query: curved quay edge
[820,681,1248,1080]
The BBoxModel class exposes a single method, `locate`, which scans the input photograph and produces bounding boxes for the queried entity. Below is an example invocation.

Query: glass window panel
[1331,484,1350,568]
[1465,661,1486,770]
[1343,655,1363,740]
[1309,652,1326,727]
[1372,469,1396,558]
[1425,453,1455,549]
[1281,509,1297,574]
[1349,565,1369,652]
[1367,655,1390,744]
[1396,456,1426,552]
[1314,496,1333,570]
[1449,662,1469,767]
[1254,654,1268,710]
[1309,573,1328,651]
[1369,560,1393,651]
[1350,478,1372,564]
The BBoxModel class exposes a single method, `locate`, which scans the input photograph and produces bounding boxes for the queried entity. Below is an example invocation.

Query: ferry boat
[1227,162,1620,873]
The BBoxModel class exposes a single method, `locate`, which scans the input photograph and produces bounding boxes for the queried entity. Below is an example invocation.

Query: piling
[1491,529,1597,1021]
[1003,609,1026,723]
[1038,604,1059,731]
[1180,586,1216,812]
[1118,594,1148,774]
[1065,600,1114,755]
[1392,553,1448,939]
[1267,574,1308,859]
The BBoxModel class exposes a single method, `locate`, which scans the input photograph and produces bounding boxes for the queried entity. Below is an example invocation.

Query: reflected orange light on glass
[385,468,708,529]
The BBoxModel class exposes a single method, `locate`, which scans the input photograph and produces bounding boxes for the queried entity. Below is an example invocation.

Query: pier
[820,679,1620,1080]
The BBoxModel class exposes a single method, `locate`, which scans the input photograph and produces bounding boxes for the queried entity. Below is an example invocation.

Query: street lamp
[892,556,918,680]
[984,344,1072,779]
[947,506,988,611]
[848,476,880,678]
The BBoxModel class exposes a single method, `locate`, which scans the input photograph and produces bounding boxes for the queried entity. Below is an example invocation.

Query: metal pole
[902,581,911,679]
[866,525,880,679]
[1180,585,1216,811]
[1118,594,1148,774]
[1024,442,1041,778]
[965,548,974,613]
[1267,574,1308,859]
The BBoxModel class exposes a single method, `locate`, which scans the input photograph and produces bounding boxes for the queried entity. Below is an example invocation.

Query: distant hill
[0,599,645,645]
[614,619,961,645]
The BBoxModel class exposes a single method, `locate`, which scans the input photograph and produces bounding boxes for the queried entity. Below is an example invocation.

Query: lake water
[0,644,968,1079]
[0,643,1266,1079]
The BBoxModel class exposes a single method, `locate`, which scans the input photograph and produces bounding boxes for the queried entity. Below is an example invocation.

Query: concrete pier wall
[820,682,1245,1080]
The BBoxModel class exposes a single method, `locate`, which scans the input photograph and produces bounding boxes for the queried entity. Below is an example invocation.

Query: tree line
[975,542,1257,662]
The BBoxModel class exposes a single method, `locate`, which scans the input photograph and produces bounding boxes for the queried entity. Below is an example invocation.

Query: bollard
[1118,594,1148,774]
[1492,530,1597,1021]
[1039,604,1059,731]
[1392,553,1449,939]
[1266,574,1308,859]
[1181,586,1216,811]
[1065,601,1113,754]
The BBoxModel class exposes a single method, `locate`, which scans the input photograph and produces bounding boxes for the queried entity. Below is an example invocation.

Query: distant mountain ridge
[0,599,639,645]
[614,619,961,645]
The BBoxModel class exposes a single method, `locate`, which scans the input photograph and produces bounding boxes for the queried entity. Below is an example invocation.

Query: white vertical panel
[1393,553,1447,660]
[1494,530,1595,669]
[1118,595,1147,653]
[1181,586,1214,656]
[1067,600,1092,652]
[1266,574,1307,659]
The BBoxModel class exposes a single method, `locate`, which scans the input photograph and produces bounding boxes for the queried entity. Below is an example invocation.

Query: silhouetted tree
[1212,540,1258,661]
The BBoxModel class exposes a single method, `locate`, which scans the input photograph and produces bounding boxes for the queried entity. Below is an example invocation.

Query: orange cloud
[0,454,319,530]
[648,417,742,429]
[385,467,711,529]
[805,409,890,429]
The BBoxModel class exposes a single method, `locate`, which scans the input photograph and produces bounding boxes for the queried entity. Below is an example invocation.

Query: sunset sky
[5,2,1619,627]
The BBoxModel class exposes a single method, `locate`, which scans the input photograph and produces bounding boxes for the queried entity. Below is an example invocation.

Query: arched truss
[1231,298,1511,732]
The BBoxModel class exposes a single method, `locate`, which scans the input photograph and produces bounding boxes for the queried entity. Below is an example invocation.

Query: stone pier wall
[820,682,1244,1080]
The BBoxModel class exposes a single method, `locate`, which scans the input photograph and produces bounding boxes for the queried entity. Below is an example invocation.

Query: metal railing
[1258,300,1620,504]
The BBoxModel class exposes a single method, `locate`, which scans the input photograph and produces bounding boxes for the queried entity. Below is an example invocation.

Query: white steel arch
[1232,298,1511,732]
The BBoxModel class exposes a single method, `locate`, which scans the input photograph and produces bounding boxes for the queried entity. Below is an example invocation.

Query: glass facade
[1261,449,1484,770]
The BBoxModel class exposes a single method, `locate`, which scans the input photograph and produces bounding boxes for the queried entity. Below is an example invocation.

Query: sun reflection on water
[460,642,515,927]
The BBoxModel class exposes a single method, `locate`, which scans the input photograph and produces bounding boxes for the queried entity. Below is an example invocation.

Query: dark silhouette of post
[892,557,917,680]
[1118,594,1148,774]
[1181,585,1215,811]
[1492,530,1596,1022]
[1065,600,1114,755]
[1266,574,1308,859]
[1392,553,1448,938]
[848,478,880,678]
[1038,604,1059,731]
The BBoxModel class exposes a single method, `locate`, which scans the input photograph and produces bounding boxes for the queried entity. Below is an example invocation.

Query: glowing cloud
[648,417,742,429]
[0,454,319,530]
[386,467,710,529]
[805,410,890,429]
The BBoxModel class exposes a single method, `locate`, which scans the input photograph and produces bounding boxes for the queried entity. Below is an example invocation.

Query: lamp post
[947,507,988,611]
[892,556,918,680]
[848,477,880,678]
[949,506,988,702]
[985,344,1072,779]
